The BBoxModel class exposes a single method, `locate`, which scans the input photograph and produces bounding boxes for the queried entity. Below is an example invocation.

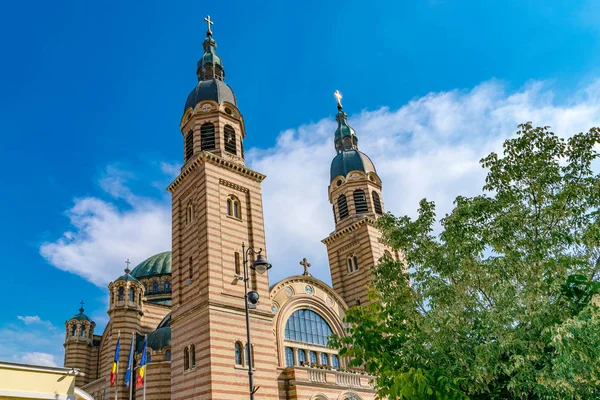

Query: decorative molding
[219,178,249,193]
[179,182,198,201]
[321,216,376,245]
[168,152,265,193]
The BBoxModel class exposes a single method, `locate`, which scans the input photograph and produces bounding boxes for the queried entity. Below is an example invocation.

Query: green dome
[71,307,92,322]
[137,326,171,353]
[115,273,139,283]
[131,252,172,280]
[330,149,377,182]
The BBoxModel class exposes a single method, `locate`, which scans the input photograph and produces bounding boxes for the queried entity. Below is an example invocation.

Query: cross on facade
[204,15,214,35]
[334,90,343,109]
[300,258,311,276]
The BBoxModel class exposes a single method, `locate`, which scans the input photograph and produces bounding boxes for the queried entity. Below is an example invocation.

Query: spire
[197,15,225,82]
[333,90,358,153]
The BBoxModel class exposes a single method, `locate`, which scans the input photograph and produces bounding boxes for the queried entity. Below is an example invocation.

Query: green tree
[331,124,600,399]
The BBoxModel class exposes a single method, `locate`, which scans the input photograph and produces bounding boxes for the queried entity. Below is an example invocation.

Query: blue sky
[1,0,600,366]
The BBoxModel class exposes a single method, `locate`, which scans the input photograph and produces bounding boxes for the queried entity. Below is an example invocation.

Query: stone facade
[63,20,388,400]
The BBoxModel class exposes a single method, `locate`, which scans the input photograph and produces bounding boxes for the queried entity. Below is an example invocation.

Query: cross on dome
[124,258,131,275]
[300,258,311,276]
[334,90,343,110]
[79,300,85,313]
[204,15,214,35]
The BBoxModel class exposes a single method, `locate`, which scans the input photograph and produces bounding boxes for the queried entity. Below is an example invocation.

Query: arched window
[297,349,306,365]
[118,287,124,301]
[147,352,152,363]
[185,130,194,161]
[164,281,171,293]
[320,353,329,366]
[144,283,148,294]
[338,195,349,220]
[353,189,368,214]
[227,196,241,219]
[190,344,196,368]
[184,347,190,370]
[80,327,86,337]
[332,354,340,369]
[152,282,159,294]
[372,191,383,215]
[309,351,317,364]
[285,347,294,367]
[129,288,134,301]
[348,257,354,273]
[234,342,243,365]
[224,125,236,155]
[353,256,359,271]
[284,309,334,346]
[165,349,171,361]
[186,202,193,225]
[71,325,77,336]
[200,122,216,150]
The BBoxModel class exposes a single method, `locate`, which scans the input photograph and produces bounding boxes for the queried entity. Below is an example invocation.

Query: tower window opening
[234,341,243,365]
[189,257,193,280]
[338,195,349,220]
[224,125,236,155]
[152,282,159,294]
[184,347,190,370]
[353,189,368,214]
[185,131,194,161]
[227,196,242,219]
[190,344,196,368]
[200,122,216,151]
[80,327,86,337]
[372,191,383,215]
[185,202,194,225]
[332,205,337,224]
[348,258,354,273]
[353,255,359,271]
[71,325,77,337]
[241,141,244,159]
[118,287,124,301]
[165,349,171,361]
[129,288,134,301]
[164,281,171,292]
[235,252,241,275]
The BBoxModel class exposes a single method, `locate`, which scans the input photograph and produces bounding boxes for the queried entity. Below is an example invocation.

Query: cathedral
[63,17,394,400]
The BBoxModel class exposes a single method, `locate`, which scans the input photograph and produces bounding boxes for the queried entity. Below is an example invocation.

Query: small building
[0,361,93,400]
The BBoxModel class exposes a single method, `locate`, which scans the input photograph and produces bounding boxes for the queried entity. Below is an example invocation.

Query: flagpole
[129,332,134,400]
[143,335,147,400]
[115,330,120,400]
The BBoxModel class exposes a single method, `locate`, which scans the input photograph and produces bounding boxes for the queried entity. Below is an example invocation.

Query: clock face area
[200,103,211,112]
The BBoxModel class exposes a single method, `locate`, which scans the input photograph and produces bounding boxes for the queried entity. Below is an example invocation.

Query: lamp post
[241,242,272,400]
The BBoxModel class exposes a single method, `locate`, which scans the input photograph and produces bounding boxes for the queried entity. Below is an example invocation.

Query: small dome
[130,252,172,280]
[70,307,92,322]
[184,79,236,111]
[330,149,377,182]
[115,274,139,283]
[138,326,171,353]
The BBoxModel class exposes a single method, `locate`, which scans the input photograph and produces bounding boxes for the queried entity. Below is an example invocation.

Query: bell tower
[168,16,278,400]
[323,92,393,307]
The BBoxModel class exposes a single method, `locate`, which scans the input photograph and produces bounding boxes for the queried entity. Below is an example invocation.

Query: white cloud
[17,315,54,328]
[18,352,58,367]
[40,79,600,288]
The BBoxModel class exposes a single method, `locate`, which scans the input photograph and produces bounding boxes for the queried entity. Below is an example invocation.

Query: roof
[70,307,93,323]
[184,79,236,111]
[130,251,172,279]
[137,326,171,353]
[330,149,377,182]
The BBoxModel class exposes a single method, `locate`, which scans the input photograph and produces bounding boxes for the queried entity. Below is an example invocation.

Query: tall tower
[64,303,96,387]
[168,17,278,399]
[322,92,392,307]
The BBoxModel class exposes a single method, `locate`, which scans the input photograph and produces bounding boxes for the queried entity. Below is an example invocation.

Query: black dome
[184,79,236,111]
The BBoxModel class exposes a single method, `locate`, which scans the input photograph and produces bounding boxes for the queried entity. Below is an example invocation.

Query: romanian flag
[136,335,148,389]
[124,333,135,389]
[110,332,121,386]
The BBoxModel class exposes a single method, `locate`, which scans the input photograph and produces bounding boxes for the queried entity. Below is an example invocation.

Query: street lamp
[241,242,272,399]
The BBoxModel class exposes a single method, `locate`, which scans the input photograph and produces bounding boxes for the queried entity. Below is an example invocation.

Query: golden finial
[204,15,214,35]
[334,90,343,110]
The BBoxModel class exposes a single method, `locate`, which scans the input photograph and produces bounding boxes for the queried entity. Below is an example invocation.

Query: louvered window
[338,195,349,220]
[224,125,236,154]
[185,131,194,161]
[353,189,368,214]
[372,191,383,215]
[200,123,216,150]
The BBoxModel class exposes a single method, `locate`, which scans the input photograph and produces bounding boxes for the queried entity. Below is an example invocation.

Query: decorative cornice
[219,178,249,193]
[168,151,266,193]
[321,216,376,245]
